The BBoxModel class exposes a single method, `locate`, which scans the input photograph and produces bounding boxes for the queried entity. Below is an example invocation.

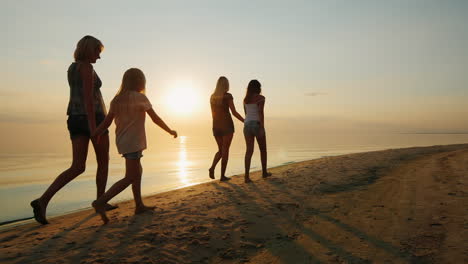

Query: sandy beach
[0,144,467,264]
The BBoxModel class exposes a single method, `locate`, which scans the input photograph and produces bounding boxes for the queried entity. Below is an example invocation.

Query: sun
[164,80,201,116]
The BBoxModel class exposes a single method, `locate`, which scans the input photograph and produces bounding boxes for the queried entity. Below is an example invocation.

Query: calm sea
[1,132,467,225]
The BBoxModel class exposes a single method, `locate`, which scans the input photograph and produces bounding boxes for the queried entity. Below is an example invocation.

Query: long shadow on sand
[263,178,417,263]
[219,181,372,264]
[15,213,95,264]
[104,209,177,263]
[213,182,322,263]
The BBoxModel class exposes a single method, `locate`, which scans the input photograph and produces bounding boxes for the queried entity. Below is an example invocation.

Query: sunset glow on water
[2,132,468,224]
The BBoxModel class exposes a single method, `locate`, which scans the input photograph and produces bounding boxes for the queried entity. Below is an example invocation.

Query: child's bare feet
[31,199,48,225]
[135,205,156,215]
[262,172,272,178]
[209,168,215,179]
[244,177,252,183]
[92,200,109,225]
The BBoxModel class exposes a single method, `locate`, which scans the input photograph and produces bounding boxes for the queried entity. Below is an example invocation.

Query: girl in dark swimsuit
[209,76,244,181]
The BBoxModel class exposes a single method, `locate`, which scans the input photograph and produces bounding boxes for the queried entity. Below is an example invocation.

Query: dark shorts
[243,121,265,137]
[212,127,234,137]
[122,151,143,160]
[67,114,108,139]
[212,118,234,137]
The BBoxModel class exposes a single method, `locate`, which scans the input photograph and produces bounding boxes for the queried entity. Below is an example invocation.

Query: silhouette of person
[243,80,272,183]
[31,35,116,224]
[209,76,244,181]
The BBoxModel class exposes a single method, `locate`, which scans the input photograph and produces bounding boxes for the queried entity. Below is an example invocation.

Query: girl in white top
[243,80,272,183]
[92,68,177,224]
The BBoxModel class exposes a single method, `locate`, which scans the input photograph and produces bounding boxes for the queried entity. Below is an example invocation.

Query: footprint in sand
[189,225,208,233]
[213,216,230,224]
[1,234,19,243]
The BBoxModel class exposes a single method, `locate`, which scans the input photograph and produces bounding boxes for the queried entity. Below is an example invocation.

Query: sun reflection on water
[177,136,190,186]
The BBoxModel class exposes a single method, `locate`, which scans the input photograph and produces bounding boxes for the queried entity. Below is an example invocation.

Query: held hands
[170,130,178,138]
[92,134,102,145]
[91,128,102,144]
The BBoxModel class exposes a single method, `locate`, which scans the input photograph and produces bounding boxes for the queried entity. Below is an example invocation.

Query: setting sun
[163,80,201,116]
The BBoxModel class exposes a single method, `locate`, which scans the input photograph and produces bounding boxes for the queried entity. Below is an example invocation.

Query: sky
[2,0,468,153]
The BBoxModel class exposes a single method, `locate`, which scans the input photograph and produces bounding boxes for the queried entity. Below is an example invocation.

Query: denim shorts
[122,151,143,160]
[243,121,265,137]
[67,114,108,139]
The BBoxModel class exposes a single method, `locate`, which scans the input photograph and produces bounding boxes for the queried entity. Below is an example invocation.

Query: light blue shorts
[243,121,265,137]
[122,151,143,160]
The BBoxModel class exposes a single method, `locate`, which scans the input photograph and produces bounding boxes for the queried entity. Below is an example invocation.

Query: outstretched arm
[228,99,244,123]
[147,108,177,138]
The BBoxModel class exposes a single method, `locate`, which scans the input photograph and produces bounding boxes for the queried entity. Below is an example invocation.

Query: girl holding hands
[92,68,177,224]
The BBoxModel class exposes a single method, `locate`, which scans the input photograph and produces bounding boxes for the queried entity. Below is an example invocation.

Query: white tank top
[244,103,260,123]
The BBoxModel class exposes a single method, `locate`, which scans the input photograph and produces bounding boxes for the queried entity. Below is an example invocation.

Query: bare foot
[135,205,156,215]
[262,172,272,178]
[104,203,118,211]
[244,177,253,183]
[30,199,48,225]
[209,168,215,179]
[92,200,109,225]
[220,176,231,182]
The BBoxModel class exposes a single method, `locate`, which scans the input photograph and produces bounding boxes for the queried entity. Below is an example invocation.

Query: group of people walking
[31,35,271,225]
[208,77,271,184]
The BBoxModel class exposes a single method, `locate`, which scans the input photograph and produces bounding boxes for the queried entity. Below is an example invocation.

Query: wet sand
[1,144,467,263]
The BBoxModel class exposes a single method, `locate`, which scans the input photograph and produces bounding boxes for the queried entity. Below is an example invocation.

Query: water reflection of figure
[209,76,244,181]
[92,68,177,224]
[243,80,272,183]
[31,36,116,225]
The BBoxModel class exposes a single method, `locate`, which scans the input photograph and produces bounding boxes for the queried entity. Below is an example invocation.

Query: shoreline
[0,144,464,227]
[0,159,307,229]
[0,145,418,229]
[2,139,467,226]
[1,143,467,263]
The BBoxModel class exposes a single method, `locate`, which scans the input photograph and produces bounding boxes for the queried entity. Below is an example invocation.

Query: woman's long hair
[243,80,261,104]
[110,68,146,113]
[210,76,229,105]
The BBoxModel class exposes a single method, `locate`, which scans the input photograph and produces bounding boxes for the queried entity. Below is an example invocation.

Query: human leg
[91,133,117,211]
[91,133,109,198]
[244,133,255,183]
[31,136,89,224]
[209,135,223,179]
[130,159,155,214]
[256,131,271,177]
[92,157,136,224]
[220,133,233,181]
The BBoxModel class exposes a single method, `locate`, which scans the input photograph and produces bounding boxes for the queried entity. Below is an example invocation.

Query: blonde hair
[110,68,146,113]
[73,35,104,61]
[210,76,229,105]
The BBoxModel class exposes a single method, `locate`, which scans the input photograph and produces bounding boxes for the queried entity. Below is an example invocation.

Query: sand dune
[1,144,467,263]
